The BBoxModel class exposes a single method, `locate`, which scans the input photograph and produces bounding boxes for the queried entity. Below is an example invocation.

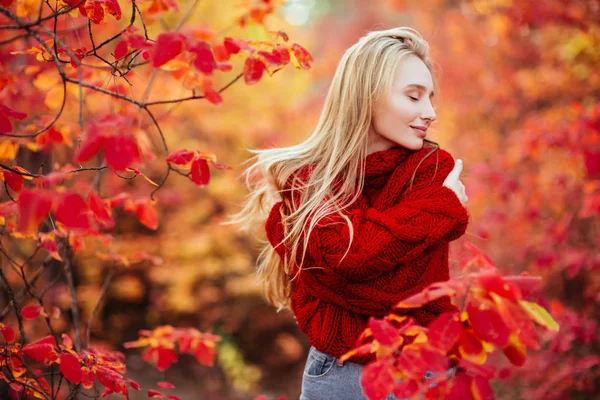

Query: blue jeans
[300,346,452,400]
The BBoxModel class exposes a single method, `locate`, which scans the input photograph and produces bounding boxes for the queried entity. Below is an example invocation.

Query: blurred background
[3,0,598,399]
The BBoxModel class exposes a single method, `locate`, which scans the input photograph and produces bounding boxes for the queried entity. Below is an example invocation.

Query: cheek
[375,98,413,132]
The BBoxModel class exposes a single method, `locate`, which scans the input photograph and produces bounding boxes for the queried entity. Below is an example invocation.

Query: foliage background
[1,0,598,399]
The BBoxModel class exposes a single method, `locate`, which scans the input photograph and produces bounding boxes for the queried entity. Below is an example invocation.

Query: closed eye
[408,96,419,101]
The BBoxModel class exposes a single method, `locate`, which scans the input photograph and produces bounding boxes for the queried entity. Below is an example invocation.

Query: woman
[227,27,469,400]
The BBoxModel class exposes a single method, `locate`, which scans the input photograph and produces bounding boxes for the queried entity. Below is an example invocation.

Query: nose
[421,101,436,124]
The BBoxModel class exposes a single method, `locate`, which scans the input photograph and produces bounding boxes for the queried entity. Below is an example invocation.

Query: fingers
[446,159,463,181]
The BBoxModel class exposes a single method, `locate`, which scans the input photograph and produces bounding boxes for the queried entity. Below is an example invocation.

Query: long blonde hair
[224,27,441,311]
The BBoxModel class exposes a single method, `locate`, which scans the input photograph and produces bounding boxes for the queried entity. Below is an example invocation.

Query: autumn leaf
[290,43,313,70]
[190,158,210,186]
[467,301,511,348]
[166,149,195,165]
[21,335,58,363]
[55,193,92,230]
[60,352,83,384]
[2,169,24,192]
[190,42,217,75]
[152,32,185,67]
[0,104,27,134]
[114,40,129,60]
[21,305,42,320]
[243,57,265,85]
[518,300,559,331]
[426,312,463,353]
[136,202,159,230]
[17,189,53,234]
[360,359,395,400]
[103,134,141,171]
[0,323,14,343]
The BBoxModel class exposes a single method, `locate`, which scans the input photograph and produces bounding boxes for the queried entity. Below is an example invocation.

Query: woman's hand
[443,159,468,206]
[266,177,283,207]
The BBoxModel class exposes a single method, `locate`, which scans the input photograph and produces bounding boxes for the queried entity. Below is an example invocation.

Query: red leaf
[193,341,216,366]
[243,57,265,85]
[191,42,217,75]
[0,104,27,134]
[446,373,475,400]
[157,381,175,389]
[17,189,53,234]
[22,335,58,363]
[84,0,104,24]
[88,190,115,229]
[583,150,600,179]
[476,270,521,302]
[190,158,210,186]
[393,379,419,400]
[136,202,158,230]
[458,329,484,356]
[0,112,12,133]
[128,379,141,390]
[114,40,129,60]
[0,104,27,120]
[467,302,511,348]
[290,43,313,69]
[1,324,15,343]
[502,342,527,366]
[148,389,162,398]
[201,77,222,105]
[426,312,463,352]
[104,0,121,20]
[60,352,82,384]
[55,193,92,230]
[360,359,395,400]
[223,37,249,55]
[457,358,497,379]
[166,149,195,165]
[82,369,95,389]
[74,134,106,163]
[103,134,140,171]
[470,375,495,400]
[3,170,24,192]
[502,273,541,298]
[395,282,458,309]
[368,317,401,347]
[152,32,185,67]
[21,305,41,320]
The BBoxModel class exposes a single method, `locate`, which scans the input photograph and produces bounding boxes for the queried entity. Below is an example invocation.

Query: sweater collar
[363,145,414,179]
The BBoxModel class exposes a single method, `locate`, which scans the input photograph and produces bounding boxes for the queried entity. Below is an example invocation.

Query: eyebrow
[405,84,435,97]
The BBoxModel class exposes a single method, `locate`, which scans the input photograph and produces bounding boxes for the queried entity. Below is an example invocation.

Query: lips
[411,126,427,138]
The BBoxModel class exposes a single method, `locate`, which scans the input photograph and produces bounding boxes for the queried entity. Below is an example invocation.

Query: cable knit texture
[265,145,469,364]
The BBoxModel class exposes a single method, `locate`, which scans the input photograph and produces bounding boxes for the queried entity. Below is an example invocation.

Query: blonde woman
[227,27,469,400]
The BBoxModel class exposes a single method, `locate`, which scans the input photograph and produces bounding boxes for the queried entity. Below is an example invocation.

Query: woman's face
[368,55,437,154]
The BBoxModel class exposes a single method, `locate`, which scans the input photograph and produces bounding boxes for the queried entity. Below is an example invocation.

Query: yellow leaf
[519,300,560,332]
[0,141,19,161]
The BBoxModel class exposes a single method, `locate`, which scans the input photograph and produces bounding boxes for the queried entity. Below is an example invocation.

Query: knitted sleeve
[266,185,468,281]
[264,150,469,281]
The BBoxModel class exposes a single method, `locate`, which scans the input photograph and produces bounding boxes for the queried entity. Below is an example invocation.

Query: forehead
[392,55,434,93]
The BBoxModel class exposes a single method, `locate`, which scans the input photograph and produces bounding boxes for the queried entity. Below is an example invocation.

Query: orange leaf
[136,202,159,230]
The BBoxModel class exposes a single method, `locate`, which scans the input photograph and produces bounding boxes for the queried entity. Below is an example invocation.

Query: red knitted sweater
[264,145,469,364]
